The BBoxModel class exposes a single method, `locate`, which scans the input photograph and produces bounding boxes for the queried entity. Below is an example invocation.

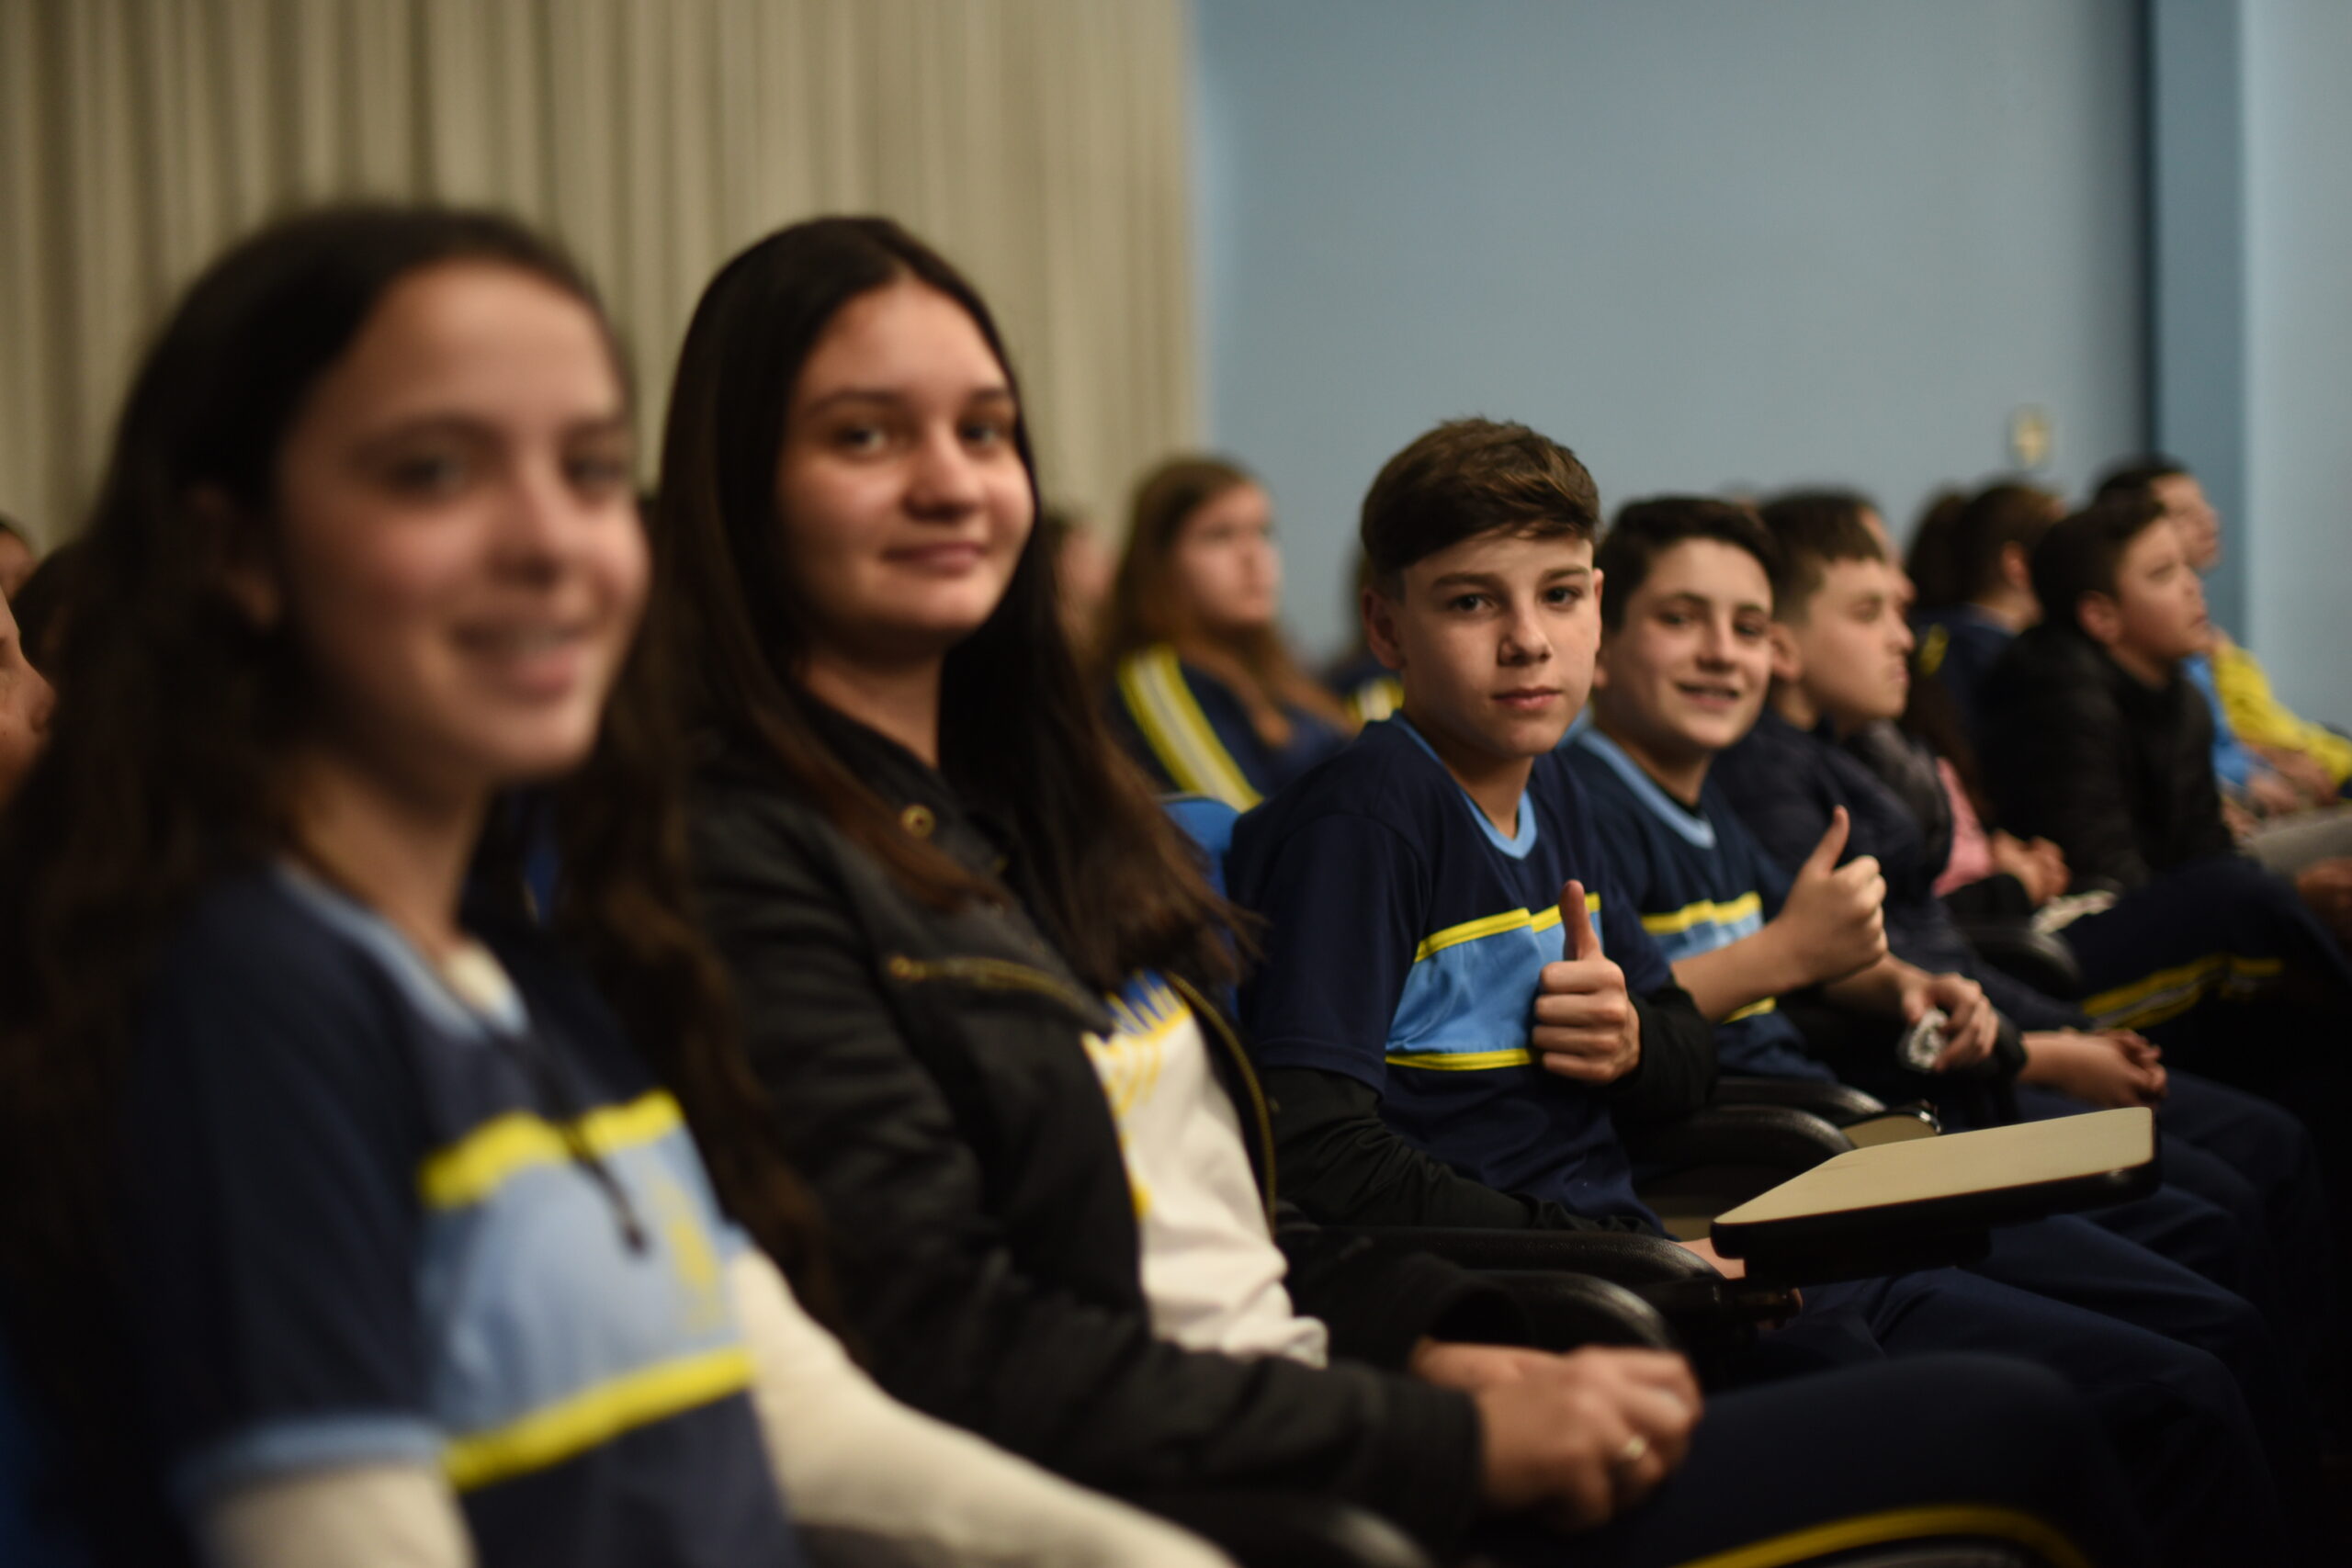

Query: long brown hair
[1103,455,1350,747]
[651,216,1232,993]
[0,207,829,1557]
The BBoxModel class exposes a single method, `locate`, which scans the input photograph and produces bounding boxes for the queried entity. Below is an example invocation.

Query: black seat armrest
[1954,920,2084,1000]
[1713,1076,1889,1123]
[1485,1270,1681,1352]
[1319,1224,1717,1280]
[1131,1492,1434,1568]
[1623,1104,1854,1174]
[1322,1227,1793,1359]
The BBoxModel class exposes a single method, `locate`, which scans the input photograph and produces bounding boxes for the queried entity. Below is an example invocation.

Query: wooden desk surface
[1713,1107,2155,1227]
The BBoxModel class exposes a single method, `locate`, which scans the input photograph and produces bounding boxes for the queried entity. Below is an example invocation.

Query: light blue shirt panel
[1645,906,1768,965]
[1393,716,1539,858]
[422,1128,749,1436]
[1389,921,1583,1059]
[1573,730,1717,851]
[2184,651,2257,792]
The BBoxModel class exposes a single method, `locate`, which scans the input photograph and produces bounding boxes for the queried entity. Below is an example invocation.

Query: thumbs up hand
[1770,807,1888,987]
[1532,881,1642,1084]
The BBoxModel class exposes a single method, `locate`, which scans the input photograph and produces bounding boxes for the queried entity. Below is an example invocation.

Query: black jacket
[686,716,1510,1546]
[1976,625,2236,893]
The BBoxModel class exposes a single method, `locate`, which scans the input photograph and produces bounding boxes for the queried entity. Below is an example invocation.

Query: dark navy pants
[2063,853,2352,1034]
[2011,1076,2336,1421]
[1474,1355,2153,1568]
[1774,1233,2294,1568]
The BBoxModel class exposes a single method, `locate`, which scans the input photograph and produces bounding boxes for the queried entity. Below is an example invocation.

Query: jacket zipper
[1168,974,1279,1225]
[882,953,1100,1018]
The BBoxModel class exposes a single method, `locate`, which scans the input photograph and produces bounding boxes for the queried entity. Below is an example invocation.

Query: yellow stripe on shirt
[1386,1048,1535,1071]
[1115,647,1261,808]
[1414,893,1600,963]
[442,1346,753,1493]
[1639,893,1763,937]
[418,1091,684,1211]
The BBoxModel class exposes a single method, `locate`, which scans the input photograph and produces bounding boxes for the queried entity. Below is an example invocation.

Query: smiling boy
[1228,420,1716,1236]
[1567,498,2002,1092]
[1223,423,2298,1562]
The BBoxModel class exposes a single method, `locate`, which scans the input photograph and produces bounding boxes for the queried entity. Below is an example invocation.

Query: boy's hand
[1771,807,1887,984]
[1533,882,1640,1084]
[1895,970,1998,1072]
[1990,830,2069,906]
[2020,1030,2165,1108]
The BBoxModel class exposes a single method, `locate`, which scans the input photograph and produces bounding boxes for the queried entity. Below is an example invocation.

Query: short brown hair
[1756,489,1885,623]
[2030,495,2167,636]
[1597,497,1781,633]
[1360,418,1598,591]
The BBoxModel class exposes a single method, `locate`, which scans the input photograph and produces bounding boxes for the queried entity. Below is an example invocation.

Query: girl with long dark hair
[652,213,2154,1567]
[0,205,1224,1568]
[1102,457,1351,808]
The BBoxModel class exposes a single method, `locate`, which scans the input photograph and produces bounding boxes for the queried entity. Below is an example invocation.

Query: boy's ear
[1767,620,1804,685]
[1362,582,1406,671]
[198,486,283,631]
[2076,590,2123,649]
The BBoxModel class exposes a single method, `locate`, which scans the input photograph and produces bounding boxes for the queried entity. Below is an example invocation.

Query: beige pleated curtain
[0,0,1197,545]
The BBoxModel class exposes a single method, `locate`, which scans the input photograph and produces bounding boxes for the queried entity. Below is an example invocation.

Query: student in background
[1043,504,1114,661]
[0,206,1224,1568]
[1102,456,1350,807]
[1324,552,1404,724]
[1584,498,2335,1419]
[1225,418,2305,1566]
[2097,457,2352,821]
[1976,498,2352,954]
[1907,482,2064,739]
[1901,488,1965,615]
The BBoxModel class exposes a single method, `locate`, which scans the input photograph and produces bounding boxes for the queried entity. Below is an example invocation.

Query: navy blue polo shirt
[1565,728,1834,1081]
[1229,716,1665,1227]
[126,866,799,1568]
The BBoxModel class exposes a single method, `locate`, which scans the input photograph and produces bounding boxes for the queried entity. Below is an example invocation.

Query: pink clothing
[1933,758,1995,896]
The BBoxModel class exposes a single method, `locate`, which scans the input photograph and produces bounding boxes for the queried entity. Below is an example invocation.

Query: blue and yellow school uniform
[1108,643,1350,810]
[1323,649,1404,727]
[126,867,798,1568]
[1231,721,2304,1559]
[1227,715,1666,1226]
[1911,605,2013,741]
[1564,728,1835,1083]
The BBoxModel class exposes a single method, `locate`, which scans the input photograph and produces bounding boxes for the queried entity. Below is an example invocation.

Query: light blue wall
[1193,0,2146,659]
[2244,0,2352,726]
[2148,0,2250,635]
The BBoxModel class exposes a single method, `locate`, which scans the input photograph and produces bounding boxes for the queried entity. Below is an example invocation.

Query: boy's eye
[1446,592,1489,614]
[831,423,888,454]
[1735,617,1769,641]
[1657,608,1690,628]
[960,417,1010,448]
[1545,585,1585,606]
